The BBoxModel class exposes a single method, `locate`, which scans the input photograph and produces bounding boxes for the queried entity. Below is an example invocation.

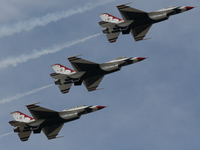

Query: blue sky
[0,0,199,149]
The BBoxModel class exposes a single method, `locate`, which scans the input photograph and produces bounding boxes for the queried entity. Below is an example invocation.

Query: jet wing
[67,56,99,72]
[83,75,104,91]
[116,3,148,20]
[26,104,59,120]
[18,131,32,141]
[42,123,64,140]
[131,24,152,41]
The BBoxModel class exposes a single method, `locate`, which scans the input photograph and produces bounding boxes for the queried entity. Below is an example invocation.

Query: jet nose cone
[185,6,195,11]
[96,106,106,110]
[137,57,146,62]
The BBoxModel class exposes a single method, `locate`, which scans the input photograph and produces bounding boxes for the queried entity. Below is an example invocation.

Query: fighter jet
[99,3,194,43]
[50,55,146,93]
[9,102,106,141]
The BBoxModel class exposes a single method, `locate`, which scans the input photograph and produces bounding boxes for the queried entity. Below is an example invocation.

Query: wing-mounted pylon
[131,24,152,41]
[42,123,64,140]
[83,75,104,92]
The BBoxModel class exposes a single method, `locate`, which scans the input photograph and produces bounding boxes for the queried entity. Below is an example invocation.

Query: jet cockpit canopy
[64,105,87,111]
[114,57,128,60]
[158,6,176,11]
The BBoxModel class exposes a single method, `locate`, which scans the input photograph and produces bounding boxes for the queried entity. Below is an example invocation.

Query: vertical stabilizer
[11,111,34,123]
[52,64,75,75]
[99,13,124,23]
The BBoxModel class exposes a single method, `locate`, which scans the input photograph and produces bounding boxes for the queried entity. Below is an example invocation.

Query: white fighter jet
[99,3,194,42]
[9,103,106,141]
[50,55,146,93]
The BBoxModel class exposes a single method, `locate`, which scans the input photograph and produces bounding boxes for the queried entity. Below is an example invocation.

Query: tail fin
[51,64,75,75]
[99,13,124,23]
[11,111,34,123]
[18,131,32,141]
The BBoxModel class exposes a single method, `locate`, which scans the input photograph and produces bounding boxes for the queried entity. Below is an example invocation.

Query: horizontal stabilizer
[9,120,27,126]
[99,21,116,28]
[59,83,73,94]
[106,32,120,43]
[50,73,67,79]
[18,131,32,142]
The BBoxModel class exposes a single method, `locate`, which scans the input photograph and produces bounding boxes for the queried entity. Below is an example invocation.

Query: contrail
[0,33,101,70]
[0,132,13,139]
[0,84,53,104]
[0,0,114,38]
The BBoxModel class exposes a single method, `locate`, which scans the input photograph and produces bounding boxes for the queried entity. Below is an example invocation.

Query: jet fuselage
[64,57,143,85]
[13,105,104,134]
[99,4,194,42]
[117,6,193,33]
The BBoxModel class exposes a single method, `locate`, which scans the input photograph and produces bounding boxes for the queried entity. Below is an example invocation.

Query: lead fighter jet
[9,103,105,141]
[50,55,146,93]
[99,3,194,43]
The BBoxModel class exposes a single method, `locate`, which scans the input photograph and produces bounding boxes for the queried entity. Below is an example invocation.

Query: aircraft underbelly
[82,70,105,79]
[40,116,79,128]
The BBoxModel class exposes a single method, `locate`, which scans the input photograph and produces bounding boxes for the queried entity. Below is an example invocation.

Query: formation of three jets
[9,3,194,141]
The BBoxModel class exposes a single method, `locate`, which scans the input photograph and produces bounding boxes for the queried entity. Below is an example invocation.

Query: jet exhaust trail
[0,0,114,38]
[0,84,53,104]
[0,132,13,139]
[0,33,101,70]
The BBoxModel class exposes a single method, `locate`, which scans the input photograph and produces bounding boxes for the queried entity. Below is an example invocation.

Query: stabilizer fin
[51,64,75,75]
[11,111,34,123]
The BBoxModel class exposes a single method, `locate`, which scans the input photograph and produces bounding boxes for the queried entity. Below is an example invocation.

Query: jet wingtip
[116,2,132,8]
[67,54,83,60]
[26,102,42,107]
